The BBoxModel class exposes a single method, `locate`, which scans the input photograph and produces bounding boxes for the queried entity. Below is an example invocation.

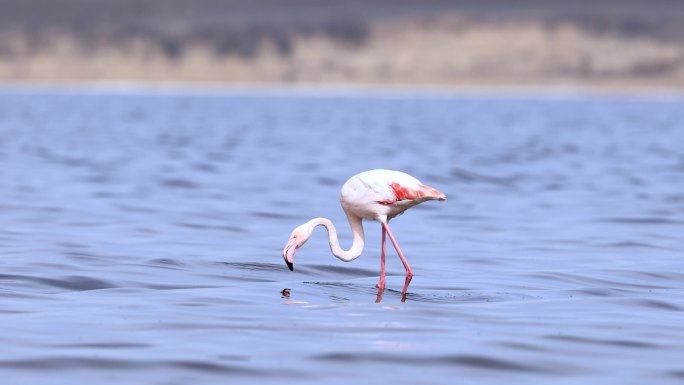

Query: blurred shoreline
[3,81,683,99]
[1,0,683,91]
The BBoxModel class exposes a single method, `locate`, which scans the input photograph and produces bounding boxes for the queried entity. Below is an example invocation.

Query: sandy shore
[1,0,683,90]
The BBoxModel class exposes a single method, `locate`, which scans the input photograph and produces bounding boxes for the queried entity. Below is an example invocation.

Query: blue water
[0,87,683,384]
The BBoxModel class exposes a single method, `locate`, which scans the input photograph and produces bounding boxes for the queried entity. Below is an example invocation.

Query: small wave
[0,357,140,370]
[192,162,219,173]
[600,217,683,225]
[175,222,246,233]
[629,271,684,281]
[64,251,108,262]
[159,178,199,189]
[668,370,684,379]
[313,352,570,374]
[61,221,109,228]
[250,211,300,220]
[301,281,529,304]
[450,167,523,187]
[569,288,631,297]
[303,281,373,292]
[56,342,150,349]
[146,258,187,269]
[498,341,549,352]
[547,335,662,349]
[140,283,223,290]
[526,272,670,290]
[316,176,338,186]
[305,264,380,277]
[445,355,551,373]
[633,298,682,312]
[0,357,292,376]
[55,241,89,249]
[0,274,116,291]
[220,262,286,272]
[602,241,671,249]
[114,204,159,213]
[403,290,533,304]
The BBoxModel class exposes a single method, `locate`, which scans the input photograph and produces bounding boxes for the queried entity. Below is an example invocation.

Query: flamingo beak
[282,237,298,271]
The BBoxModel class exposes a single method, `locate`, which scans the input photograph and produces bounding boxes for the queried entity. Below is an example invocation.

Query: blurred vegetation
[1,0,683,88]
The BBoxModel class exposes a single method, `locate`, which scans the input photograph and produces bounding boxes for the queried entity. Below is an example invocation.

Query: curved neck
[306,215,365,262]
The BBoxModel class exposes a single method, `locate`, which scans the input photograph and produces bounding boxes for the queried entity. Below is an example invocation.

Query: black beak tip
[285,259,294,271]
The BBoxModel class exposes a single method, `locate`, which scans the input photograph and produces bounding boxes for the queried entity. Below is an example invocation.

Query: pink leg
[401,278,410,303]
[376,225,387,290]
[381,222,413,297]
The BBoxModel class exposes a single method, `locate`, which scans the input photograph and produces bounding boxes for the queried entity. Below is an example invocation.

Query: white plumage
[341,169,443,222]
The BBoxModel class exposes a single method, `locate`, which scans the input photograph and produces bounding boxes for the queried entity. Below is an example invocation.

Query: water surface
[0,87,683,384]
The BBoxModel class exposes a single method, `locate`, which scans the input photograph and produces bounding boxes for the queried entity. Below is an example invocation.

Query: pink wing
[387,181,446,204]
[343,169,444,205]
[340,169,446,221]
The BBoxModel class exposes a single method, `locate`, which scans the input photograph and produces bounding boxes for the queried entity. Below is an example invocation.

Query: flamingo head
[282,224,311,271]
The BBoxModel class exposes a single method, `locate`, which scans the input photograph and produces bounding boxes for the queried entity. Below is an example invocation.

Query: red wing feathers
[377,182,445,205]
[390,182,415,201]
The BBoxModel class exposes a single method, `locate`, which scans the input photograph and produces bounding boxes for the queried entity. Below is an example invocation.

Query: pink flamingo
[282,169,446,300]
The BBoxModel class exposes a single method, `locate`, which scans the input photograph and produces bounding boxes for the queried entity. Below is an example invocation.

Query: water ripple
[313,352,575,374]
[600,217,683,225]
[56,342,151,349]
[451,167,524,186]
[403,290,532,304]
[220,262,287,272]
[547,335,663,349]
[0,357,292,376]
[526,272,672,290]
[668,370,684,379]
[159,178,199,189]
[632,299,683,312]
[0,274,116,291]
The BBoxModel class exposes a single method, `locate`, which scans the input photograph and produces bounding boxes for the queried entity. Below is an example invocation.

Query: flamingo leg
[376,225,387,290]
[381,222,413,298]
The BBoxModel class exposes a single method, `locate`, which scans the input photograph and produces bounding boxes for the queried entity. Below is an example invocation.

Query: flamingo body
[282,169,445,298]
[341,169,445,222]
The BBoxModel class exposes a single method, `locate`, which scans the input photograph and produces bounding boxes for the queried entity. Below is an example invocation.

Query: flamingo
[282,169,446,299]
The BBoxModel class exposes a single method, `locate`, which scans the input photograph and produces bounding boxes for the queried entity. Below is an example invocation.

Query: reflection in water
[280,288,309,306]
